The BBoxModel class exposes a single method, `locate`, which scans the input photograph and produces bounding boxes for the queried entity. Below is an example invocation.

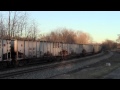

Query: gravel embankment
[52,51,120,79]
[0,52,104,75]
[2,51,113,79]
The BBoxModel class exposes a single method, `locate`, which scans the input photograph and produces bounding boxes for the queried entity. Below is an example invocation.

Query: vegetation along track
[0,51,109,79]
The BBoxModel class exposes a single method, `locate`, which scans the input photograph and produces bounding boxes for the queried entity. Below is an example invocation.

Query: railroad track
[0,51,108,79]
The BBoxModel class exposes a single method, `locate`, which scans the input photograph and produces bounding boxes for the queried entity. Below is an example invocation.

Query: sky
[1,11,120,43]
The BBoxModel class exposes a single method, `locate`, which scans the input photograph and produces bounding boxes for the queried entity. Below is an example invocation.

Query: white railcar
[93,45,99,53]
[83,44,94,54]
[25,40,37,58]
[11,40,37,60]
[52,42,62,56]
[11,40,25,60]
[94,45,102,53]
[70,44,82,54]
[0,39,11,61]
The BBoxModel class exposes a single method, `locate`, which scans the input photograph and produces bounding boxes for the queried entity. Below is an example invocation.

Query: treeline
[102,39,117,50]
[40,28,93,44]
[0,11,40,40]
[0,11,93,44]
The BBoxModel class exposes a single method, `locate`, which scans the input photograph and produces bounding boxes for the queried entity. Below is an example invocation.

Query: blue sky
[1,11,120,43]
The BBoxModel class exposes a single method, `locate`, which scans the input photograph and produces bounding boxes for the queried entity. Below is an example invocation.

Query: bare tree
[41,28,93,44]
[0,13,8,39]
[102,39,117,50]
[26,20,39,40]
[75,31,93,44]
[0,11,41,40]
[0,11,28,39]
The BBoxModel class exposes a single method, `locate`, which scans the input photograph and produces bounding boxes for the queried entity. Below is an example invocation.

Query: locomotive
[0,39,102,67]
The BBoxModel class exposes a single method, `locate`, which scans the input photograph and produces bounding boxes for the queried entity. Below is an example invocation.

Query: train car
[25,40,37,58]
[93,44,101,53]
[0,39,11,62]
[82,44,94,55]
[11,40,37,60]
[52,42,62,57]
[8,39,103,67]
[74,44,83,55]
[39,41,52,57]
[69,44,83,56]
[11,40,24,60]
[39,41,63,61]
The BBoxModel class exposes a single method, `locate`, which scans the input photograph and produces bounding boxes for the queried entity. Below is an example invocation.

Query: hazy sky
[1,11,120,43]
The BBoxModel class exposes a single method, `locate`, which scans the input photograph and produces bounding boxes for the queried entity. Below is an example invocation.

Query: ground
[51,51,120,79]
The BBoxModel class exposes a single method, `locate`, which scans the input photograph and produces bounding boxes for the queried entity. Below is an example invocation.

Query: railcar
[0,39,11,62]
[82,44,94,56]
[0,39,102,67]
[93,44,101,54]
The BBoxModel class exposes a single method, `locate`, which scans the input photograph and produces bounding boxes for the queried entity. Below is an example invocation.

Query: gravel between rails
[0,51,112,79]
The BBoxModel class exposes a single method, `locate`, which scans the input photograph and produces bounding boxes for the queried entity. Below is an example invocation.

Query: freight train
[0,39,102,67]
